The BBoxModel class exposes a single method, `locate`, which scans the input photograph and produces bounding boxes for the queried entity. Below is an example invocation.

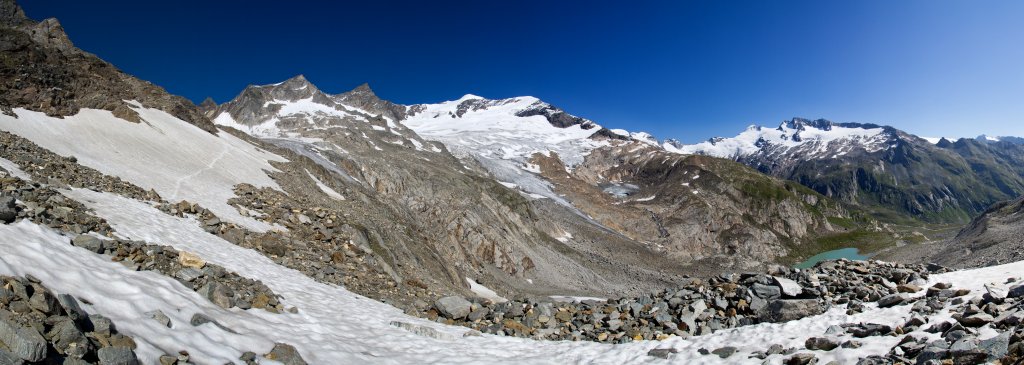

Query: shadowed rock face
[536,143,852,269]
[0,0,216,133]
[332,83,410,122]
[925,196,1024,268]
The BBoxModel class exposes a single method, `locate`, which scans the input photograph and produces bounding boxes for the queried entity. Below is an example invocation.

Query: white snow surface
[0,104,286,232]
[669,123,889,159]
[466,278,508,303]
[0,156,31,180]
[401,96,609,203]
[0,187,1021,364]
[305,170,345,201]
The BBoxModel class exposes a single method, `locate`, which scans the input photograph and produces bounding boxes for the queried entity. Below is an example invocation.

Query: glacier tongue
[401,96,610,202]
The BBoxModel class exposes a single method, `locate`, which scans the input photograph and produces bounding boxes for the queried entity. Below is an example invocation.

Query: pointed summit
[353,82,373,93]
[263,74,320,101]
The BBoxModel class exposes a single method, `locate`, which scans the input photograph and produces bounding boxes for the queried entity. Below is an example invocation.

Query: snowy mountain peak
[670,117,893,159]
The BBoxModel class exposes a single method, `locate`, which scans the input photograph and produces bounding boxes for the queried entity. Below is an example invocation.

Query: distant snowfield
[0,187,1016,364]
[0,104,287,231]
[668,123,890,159]
[402,96,609,203]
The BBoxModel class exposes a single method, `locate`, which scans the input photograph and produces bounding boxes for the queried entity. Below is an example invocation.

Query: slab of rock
[877,293,910,308]
[0,348,23,365]
[0,196,16,223]
[97,346,138,365]
[711,346,737,358]
[390,321,456,341]
[647,348,677,359]
[177,251,207,269]
[752,283,781,300]
[759,300,822,322]
[265,343,307,365]
[897,284,921,293]
[71,234,104,253]
[958,313,994,327]
[1008,284,1024,298]
[773,277,803,297]
[0,311,46,362]
[786,353,817,365]
[847,323,892,338]
[805,337,839,351]
[434,296,472,320]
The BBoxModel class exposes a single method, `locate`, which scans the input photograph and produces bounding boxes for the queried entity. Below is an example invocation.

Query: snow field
[0,104,287,232]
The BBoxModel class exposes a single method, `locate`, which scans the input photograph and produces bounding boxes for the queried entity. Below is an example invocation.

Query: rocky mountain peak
[333,82,409,122]
[198,97,218,118]
[0,0,30,27]
[261,74,322,101]
[780,118,834,132]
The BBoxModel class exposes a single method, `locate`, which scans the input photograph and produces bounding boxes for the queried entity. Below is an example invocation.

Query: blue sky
[20,0,1024,142]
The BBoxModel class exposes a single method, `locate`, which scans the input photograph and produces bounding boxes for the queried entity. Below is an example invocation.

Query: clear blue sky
[20,0,1024,142]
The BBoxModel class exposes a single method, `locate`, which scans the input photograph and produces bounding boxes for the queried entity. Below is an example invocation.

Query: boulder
[71,235,104,253]
[759,300,822,322]
[0,196,16,223]
[177,251,207,269]
[805,337,839,351]
[877,293,909,308]
[752,283,782,300]
[265,343,307,365]
[958,313,993,327]
[786,353,817,365]
[0,311,46,362]
[97,346,138,365]
[434,296,472,320]
[773,277,803,297]
[647,348,677,359]
[1008,284,1024,298]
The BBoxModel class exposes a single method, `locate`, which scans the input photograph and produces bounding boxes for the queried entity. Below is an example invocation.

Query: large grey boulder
[759,300,822,322]
[0,311,46,362]
[773,276,803,297]
[97,346,138,365]
[434,296,472,320]
[752,283,782,300]
[877,293,910,308]
[71,235,104,253]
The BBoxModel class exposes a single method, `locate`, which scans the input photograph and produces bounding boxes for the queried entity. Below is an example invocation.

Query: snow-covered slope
[0,102,286,231]
[5,189,1024,364]
[668,118,892,159]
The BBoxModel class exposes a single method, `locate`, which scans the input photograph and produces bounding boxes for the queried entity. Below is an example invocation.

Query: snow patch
[466,278,508,303]
[305,170,345,201]
[0,106,286,232]
[0,157,31,180]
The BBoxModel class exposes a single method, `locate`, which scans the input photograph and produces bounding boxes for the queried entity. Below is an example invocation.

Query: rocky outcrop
[917,195,1024,269]
[539,143,858,268]
[0,275,140,363]
[0,0,216,132]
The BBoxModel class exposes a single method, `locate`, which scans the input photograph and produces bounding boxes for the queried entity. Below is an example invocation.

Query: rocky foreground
[427,259,1024,364]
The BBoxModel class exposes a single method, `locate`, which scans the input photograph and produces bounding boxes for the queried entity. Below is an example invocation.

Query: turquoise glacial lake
[795,247,869,269]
